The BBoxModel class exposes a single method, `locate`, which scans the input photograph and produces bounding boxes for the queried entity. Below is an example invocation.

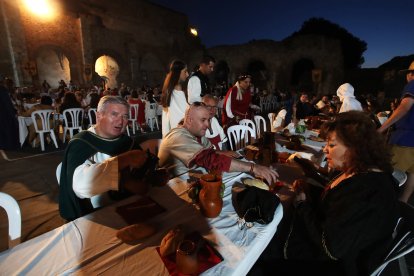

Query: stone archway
[247,60,268,91]
[291,58,315,93]
[35,46,71,88]
[95,55,120,90]
[140,53,164,87]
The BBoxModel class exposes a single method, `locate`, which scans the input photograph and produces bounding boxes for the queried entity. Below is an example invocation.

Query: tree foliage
[290,18,367,69]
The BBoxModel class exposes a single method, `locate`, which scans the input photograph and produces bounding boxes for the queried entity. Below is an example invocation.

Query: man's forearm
[229,159,252,173]
[378,98,414,133]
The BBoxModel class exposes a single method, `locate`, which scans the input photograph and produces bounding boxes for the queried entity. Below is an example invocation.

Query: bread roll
[116,223,156,244]
[243,178,269,190]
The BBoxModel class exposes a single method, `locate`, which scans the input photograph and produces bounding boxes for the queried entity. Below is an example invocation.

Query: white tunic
[162,89,188,137]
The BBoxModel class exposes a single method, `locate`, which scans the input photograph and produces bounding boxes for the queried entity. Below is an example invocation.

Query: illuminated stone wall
[0,0,203,89]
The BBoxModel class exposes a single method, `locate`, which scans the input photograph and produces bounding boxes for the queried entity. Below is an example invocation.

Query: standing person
[160,59,189,137]
[58,96,158,221]
[378,61,414,203]
[336,83,362,113]
[0,83,19,150]
[187,55,215,104]
[222,74,253,128]
[202,94,228,150]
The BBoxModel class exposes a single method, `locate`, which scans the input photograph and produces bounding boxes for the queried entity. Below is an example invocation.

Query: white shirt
[72,127,119,199]
[272,109,287,130]
[162,89,188,137]
[187,75,202,104]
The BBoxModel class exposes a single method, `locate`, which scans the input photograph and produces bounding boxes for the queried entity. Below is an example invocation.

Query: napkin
[156,232,223,276]
[284,123,296,134]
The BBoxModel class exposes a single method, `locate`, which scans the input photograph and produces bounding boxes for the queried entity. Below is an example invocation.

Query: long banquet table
[0,171,283,275]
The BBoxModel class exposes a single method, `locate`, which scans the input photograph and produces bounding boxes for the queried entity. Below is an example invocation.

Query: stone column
[78,14,94,86]
[0,1,30,86]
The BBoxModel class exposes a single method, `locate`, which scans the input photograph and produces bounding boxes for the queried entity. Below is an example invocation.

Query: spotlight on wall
[190,27,198,37]
[22,0,57,19]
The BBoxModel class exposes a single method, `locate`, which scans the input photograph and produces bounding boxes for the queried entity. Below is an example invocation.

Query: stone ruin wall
[0,0,204,88]
[1,0,346,95]
[208,35,344,96]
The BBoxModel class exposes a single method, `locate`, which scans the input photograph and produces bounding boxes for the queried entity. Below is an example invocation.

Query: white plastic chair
[239,119,256,143]
[268,113,276,132]
[62,108,84,143]
[370,202,414,276]
[0,192,21,248]
[87,108,97,128]
[128,104,139,135]
[31,109,59,151]
[254,115,267,138]
[146,103,159,131]
[239,119,256,134]
[227,125,256,151]
[392,169,407,187]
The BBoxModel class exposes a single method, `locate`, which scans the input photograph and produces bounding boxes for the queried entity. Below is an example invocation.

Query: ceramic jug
[176,240,199,274]
[198,174,223,218]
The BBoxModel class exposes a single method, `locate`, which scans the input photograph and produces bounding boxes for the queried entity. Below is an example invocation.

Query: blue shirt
[389,80,414,147]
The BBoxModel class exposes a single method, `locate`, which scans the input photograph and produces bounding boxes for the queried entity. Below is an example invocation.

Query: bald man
[158,103,278,185]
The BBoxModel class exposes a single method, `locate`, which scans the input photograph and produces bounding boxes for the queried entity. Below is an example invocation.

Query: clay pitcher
[198,174,223,218]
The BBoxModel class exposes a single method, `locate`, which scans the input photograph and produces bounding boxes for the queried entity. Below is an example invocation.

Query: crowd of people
[1,57,413,275]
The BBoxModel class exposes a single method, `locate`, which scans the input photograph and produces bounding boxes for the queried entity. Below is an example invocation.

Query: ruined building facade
[0,0,345,95]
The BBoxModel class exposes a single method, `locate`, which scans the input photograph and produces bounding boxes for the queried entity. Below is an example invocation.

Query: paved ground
[0,130,412,275]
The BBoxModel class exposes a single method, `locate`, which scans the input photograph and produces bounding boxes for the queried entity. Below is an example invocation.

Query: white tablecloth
[17,116,33,147]
[0,172,283,275]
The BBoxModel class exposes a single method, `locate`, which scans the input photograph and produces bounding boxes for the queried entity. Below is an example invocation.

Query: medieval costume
[59,128,140,221]
[158,126,232,176]
[187,70,211,104]
[222,82,252,127]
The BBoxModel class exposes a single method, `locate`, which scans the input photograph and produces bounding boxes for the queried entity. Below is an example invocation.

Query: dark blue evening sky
[150,0,413,68]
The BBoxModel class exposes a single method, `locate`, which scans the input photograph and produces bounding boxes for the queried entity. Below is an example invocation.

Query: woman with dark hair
[222,74,253,128]
[253,111,399,276]
[59,92,81,114]
[160,59,189,137]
